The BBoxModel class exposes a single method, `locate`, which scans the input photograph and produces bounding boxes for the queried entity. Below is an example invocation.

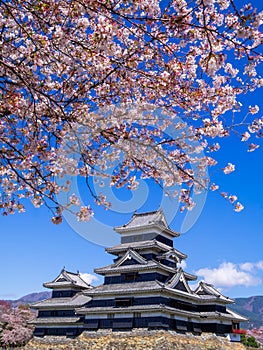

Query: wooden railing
[232,328,247,334]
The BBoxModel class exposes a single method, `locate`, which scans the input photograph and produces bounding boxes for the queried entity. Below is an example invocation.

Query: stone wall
[24,330,248,350]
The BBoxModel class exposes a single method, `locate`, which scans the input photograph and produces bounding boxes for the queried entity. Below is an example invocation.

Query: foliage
[0,301,11,318]
[0,304,34,347]
[0,0,263,222]
[241,333,260,348]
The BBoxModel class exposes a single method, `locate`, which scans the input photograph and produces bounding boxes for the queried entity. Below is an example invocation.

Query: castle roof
[94,260,174,275]
[106,240,187,259]
[114,208,179,237]
[76,304,247,323]
[225,308,248,322]
[43,269,92,290]
[83,279,192,299]
[29,317,82,325]
[94,248,190,277]
[157,249,187,262]
[31,292,91,309]
[83,277,232,305]
[83,280,165,296]
[166,268,197,291]
[194,281,234,303]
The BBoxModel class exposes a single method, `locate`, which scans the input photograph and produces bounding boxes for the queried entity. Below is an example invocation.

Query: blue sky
[1,93,263,299]
[1,0,263,300]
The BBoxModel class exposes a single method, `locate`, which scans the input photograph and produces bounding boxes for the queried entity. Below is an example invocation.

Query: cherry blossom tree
[0,301,10,341]
[0,305,34,347]
[0,301,11,317]
[0,0,263,222]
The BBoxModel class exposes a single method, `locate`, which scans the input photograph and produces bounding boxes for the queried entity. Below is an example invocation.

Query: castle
[30,209,246,340]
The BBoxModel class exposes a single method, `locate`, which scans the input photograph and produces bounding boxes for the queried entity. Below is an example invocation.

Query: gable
[53,270,74,283]
[173,280,189,293]
[195,282,231,302]
[121,258,141,266]
[115,250,147,267]
[166,269,193,294]
[56,277,67,282]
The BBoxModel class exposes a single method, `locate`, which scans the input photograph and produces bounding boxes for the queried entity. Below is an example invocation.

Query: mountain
[229,296,263,329]
[2,291,51,308]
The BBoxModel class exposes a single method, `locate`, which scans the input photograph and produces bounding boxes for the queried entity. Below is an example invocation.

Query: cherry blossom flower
[77,206,94,222]
[0,0,262,220]
[248,143,260,152]
[249,105,260,114]
[210,184,219,191]
[223,163,235,174]
[51,216,63,225]
[69,194,81,206]
[234,202,244,212]
[241,132,251,142]
[229,195,237,203]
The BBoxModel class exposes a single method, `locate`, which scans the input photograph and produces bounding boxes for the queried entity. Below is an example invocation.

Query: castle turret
[30,269,92,336]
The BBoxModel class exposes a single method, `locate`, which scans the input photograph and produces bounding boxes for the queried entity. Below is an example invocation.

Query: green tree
[241,333,260,348]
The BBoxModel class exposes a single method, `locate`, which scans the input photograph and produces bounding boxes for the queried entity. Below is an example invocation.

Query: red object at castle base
[232,329,246,334]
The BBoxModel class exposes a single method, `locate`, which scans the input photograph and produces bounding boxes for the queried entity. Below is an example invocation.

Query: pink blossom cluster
[0,304,34,347]
[0,0,263,221]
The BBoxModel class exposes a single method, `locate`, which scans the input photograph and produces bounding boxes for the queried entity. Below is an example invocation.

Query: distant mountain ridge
[229,295,263,329]
[2,291,51,308]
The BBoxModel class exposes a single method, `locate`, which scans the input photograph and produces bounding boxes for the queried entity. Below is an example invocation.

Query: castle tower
[76,209,246,334]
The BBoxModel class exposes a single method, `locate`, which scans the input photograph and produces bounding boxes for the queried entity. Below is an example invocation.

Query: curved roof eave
[114,223,179,237]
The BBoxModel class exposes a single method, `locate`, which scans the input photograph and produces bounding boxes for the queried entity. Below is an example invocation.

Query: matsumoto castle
[30,209,246,341]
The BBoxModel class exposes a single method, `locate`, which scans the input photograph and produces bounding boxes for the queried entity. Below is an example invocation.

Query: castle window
[115,298,132,307]
[124,272,138,282]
